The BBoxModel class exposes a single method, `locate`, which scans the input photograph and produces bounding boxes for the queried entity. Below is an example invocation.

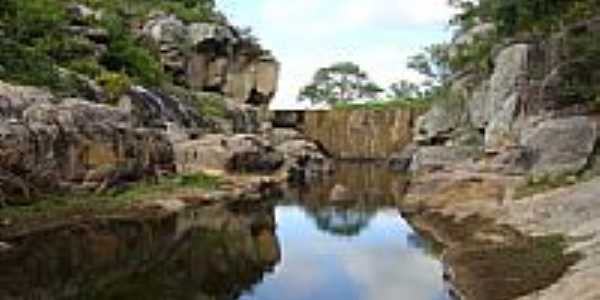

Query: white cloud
[219,0,455,109]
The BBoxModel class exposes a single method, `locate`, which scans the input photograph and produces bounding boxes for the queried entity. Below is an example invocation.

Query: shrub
[100,15,166,86]
[96,72,131,103]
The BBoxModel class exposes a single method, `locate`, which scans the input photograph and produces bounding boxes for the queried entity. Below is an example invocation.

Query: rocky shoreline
[398,167,599,300]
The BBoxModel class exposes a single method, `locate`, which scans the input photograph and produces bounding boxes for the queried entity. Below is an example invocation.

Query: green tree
[388,80,422,99]
[408,44,451,91]
[298,62,383,105]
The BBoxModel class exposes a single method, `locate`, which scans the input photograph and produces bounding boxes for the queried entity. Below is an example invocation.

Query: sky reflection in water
[239,206,451,300]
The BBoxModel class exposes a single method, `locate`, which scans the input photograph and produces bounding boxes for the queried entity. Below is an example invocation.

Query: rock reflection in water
[0,203,280,300]
[238,161,452,300]
[288,161,411,237]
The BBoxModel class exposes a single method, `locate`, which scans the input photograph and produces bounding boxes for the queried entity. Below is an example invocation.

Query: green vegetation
[445,0,600,104]
[96,71,132,103]
[195,93,228,118]
[298,62,383,105]
[0,172,222,229]
[0,0,216,94]
[333,99,431,111]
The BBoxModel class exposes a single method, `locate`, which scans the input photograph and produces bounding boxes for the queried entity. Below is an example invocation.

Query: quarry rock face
[303,109,423,160]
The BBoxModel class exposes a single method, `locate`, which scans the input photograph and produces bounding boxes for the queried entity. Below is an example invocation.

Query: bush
[100,15,167,86]
[96,72,131,103]
[196,93,227,117]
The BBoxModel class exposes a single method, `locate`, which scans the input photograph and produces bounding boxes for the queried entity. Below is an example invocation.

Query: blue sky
[216,0,455,109]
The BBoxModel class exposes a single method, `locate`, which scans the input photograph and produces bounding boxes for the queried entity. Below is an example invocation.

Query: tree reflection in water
[290,161,411,237]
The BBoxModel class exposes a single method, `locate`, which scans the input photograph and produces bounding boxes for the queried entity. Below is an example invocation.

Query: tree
[298,62,383,105]
[388,80,422,99]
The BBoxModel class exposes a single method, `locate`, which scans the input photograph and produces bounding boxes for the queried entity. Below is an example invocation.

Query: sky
[216,0,456,110]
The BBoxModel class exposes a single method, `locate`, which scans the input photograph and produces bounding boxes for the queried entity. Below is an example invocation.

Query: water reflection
[0,162,451,300]
[238,162,452,300]
[0,203,280,300]
[287,161,411,237]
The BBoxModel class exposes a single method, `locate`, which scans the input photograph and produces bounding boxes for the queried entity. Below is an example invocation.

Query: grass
[195,92,227,118]
[0,172,222,233]
[333,98,432,111]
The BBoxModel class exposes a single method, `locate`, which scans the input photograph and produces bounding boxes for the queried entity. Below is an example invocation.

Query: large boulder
[175,134,284,175]
[0,95,173,202]
[414,99,468,145]
[521,116,598,176]
[268,128,304,146]
[142,14,279,105]
[276,140,334,183]
[0,81,54,119]
[483,44,530,152]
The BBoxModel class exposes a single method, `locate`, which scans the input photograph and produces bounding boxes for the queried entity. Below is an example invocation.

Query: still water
[0,162,451,300]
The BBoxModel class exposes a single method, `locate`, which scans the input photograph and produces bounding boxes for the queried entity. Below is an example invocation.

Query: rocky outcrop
[304,109,423,159]
[411,29,600,177]
[142,13,279,105]
[276,139,334,184]
[521,116,598,176]
[0,90,173,202]
[174,132,333,183]
[409,146,482,172]
[175,134,284,175]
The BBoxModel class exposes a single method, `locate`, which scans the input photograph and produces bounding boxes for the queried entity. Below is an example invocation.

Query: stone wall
[303,109,424,160]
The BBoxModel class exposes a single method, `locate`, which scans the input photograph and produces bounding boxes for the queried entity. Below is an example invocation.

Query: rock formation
[411,22,600,177]
[0,3,332,205]
[141,13,279,106]
[303,109,424,160]
[0,83,173,203]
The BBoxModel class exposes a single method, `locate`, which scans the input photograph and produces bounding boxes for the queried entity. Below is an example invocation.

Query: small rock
[329,184,351,202]
[151,199,186,213]
[0,241,12,252]
[0,218,12,227]
[66,4,96,20]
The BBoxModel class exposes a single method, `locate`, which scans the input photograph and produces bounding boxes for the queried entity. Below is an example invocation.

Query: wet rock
[521,116,597,176]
